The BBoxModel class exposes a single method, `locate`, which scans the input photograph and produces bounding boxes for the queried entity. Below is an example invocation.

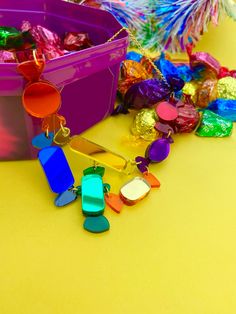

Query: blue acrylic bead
[38,147,75,194]
[32,132,54,149]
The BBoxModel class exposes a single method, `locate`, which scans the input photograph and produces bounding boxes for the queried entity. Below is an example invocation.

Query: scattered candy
[64,32,92,51]
[197,79,218,108]
[131,108,158,141]
[174,101,200,133]
[195,110,233,137]
[217,77,236,100]
[124,78,171,110]
[208,99,236,122]
[118,60,152,95]
[0,22,94,63]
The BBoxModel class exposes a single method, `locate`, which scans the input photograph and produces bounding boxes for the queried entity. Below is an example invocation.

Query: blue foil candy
[126,51,143,63]
[208,99,236,121]
[176,64,193,82]
[155,53,180,80]
[38,147,75,194]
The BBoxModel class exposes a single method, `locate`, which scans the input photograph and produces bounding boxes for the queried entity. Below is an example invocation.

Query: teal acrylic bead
[81,174,105,216]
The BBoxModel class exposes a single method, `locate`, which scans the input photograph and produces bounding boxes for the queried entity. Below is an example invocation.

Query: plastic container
[0,0,128,161]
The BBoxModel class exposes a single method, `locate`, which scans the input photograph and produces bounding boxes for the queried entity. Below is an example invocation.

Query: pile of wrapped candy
[0,22,93,63]
[116,44,236,139]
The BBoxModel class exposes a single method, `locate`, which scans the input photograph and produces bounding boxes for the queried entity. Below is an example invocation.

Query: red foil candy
[174,101,200,133]
[218,67,231,79]
[230,70,236,78]
[63,32,92,51]
[15,47,43,63]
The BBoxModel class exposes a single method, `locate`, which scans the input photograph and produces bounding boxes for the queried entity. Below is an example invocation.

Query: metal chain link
[107,27,167,84]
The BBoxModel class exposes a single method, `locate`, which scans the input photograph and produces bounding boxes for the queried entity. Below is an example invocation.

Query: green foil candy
[196,110,233,137]
[0,27,23,50]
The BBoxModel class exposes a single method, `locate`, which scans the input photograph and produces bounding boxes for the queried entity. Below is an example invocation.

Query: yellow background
[1,18,236,314]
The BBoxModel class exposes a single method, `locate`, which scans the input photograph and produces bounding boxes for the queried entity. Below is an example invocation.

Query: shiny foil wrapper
[131,108,158,141]
[208,99,236,121]
[195,110,233,137]
[197,79,218,108]
[0,26,23,50]
[15,47,43,63]
[64,32,92,51]
[217,77,236,100]
[0,50,15,63]
[23,22,64,60]
[182,81,199,104]
[118,60,152,95]
[190,52,221,76]
[124,78,172,110]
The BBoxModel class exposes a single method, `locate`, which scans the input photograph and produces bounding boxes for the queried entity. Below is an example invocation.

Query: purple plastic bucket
[0,0,128,160]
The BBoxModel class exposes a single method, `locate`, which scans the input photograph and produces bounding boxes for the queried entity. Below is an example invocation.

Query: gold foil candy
[118,60,152,95]
[182,81,199,104]
[120,177,151,205]
[217,77,236,100]
[131,108,158,141]
[197,79,218,108]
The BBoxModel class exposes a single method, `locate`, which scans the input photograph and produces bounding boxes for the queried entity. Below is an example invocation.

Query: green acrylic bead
[83,166,105,177]
[196,110,233,137]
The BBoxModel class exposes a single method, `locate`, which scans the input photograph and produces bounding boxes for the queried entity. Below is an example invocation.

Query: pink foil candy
[0,50,15,63]
[22,21,64,60]
[190,52,221,76]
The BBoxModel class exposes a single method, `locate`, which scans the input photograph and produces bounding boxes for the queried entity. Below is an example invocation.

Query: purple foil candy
[146,139,170,163]
[166,74,185,92]
[135,156,150,173]
[124,78,171,110]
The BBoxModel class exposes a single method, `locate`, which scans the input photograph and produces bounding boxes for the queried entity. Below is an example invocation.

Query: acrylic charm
[53,126,71,146]
[120,177,151,206]
[70,136,134,174]
[81,174,105,216]
[105,193,124,213]
[55,189,77,207]
[32,132,54,149]
[83,216,110,233]
[83,166,105,177]
[22,81,61,118]
[143,172,161,188]
[146,138,170,163]
[38,146,75,194]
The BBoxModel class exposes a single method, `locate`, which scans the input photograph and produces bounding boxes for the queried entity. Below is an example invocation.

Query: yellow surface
[1,18,236,314]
